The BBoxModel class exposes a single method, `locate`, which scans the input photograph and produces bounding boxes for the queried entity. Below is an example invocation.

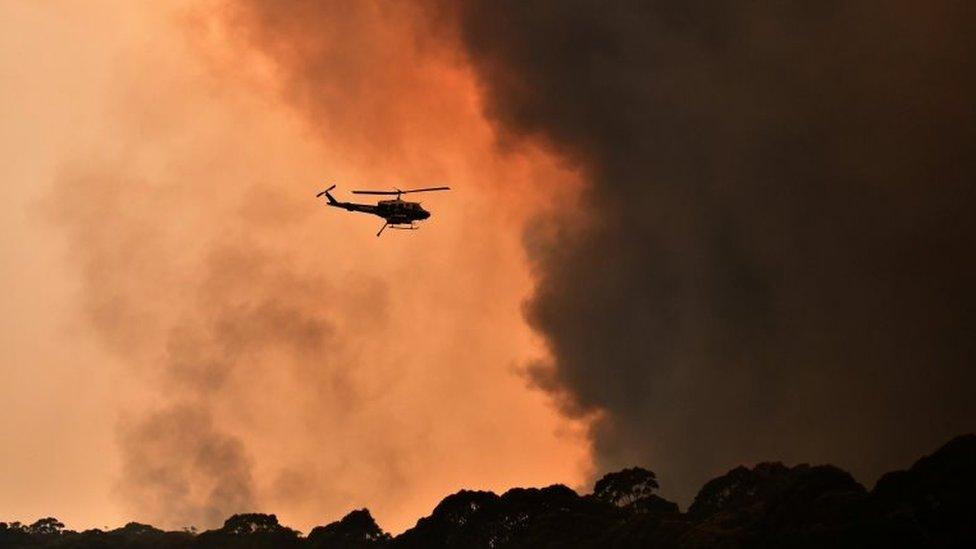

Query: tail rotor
[316,184,338,204]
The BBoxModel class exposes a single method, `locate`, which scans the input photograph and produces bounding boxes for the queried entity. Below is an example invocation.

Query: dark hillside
[2,434,973,548]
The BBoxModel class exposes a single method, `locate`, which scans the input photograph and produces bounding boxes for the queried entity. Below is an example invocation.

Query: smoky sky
[22,0,975,530]
[450,1,976,501]
[26,1,588,532]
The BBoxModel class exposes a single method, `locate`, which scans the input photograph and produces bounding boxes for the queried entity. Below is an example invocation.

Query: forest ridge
[2,434,974,548]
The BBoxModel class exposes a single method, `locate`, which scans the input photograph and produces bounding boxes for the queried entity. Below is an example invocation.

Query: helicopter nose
[421,210,430,219]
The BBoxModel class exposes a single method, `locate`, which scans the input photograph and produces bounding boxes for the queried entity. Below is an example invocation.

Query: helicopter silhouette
[316,185,450,236]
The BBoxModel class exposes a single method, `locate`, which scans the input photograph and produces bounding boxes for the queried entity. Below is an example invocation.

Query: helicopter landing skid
[376,222,417,236]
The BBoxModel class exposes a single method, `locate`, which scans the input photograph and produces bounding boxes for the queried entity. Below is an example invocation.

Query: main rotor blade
[352,190,401,195]
[351,186,450,195]
[400,186,450,194]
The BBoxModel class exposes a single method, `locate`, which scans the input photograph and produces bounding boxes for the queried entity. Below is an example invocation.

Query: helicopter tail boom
[317,185,380,216]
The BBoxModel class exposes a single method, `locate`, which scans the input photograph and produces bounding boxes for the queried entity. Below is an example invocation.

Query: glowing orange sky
[0,0,589,534]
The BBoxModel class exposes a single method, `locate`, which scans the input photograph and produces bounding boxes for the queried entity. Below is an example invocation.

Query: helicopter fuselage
[329,198,430,224]
[375,199,430,223]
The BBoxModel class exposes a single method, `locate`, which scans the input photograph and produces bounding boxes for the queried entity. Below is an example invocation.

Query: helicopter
[315,184,451,236]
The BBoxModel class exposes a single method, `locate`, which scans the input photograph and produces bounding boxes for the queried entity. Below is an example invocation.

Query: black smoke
[451,1,976,501]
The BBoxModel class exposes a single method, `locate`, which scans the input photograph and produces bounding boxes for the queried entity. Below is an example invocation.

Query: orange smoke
[1,0,589,534]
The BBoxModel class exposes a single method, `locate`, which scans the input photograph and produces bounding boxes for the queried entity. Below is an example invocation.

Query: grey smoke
[50,164,350,528]
[117,404,254,529]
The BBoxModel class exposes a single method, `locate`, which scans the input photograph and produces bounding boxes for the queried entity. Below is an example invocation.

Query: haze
[0,0,588,534]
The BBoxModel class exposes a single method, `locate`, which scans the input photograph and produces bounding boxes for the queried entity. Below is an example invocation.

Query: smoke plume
[449,1,976,501]
[43,0,587,532]
[51,158,350,527]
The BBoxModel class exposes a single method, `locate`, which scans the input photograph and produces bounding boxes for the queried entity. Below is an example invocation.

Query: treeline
[2,434,973,548]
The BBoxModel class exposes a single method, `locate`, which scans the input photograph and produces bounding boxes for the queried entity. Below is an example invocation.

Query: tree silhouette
[222,513,286,535]
[307,509,390,548]
[593,467,660,508]
[27,517,65,536]
[195,513,300,548]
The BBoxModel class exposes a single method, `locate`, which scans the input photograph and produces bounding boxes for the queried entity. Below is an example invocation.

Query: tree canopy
[1,434,974,548]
